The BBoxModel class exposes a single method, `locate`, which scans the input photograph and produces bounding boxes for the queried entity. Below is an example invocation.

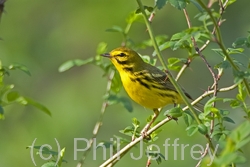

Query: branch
[99,117,173,167]
[76,70,115,167]
[196,0,250,95]
[182,83,238,111]
[136,0,201,125]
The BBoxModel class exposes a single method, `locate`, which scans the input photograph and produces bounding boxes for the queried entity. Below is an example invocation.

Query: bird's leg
[141,108,160,137]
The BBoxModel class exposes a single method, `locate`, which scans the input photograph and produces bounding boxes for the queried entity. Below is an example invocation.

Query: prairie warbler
[102,47,193,112]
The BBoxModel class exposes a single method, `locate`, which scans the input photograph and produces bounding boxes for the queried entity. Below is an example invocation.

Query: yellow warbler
[102,47,193,111]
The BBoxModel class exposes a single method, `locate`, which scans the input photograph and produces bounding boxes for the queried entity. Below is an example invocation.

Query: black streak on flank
[151,84,165,91]
[130,77,136,82]
[136,78,151,89]
[158,93,175,99]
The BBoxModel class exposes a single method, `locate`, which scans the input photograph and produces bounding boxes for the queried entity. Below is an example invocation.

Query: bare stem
[99,116,173,167]
[76,70,115,167]
[136,0,201,125]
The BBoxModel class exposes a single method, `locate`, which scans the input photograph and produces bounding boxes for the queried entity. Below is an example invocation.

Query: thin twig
[200,0,228,52]
[176,58,191,81]
[183,83,238,111]
[76,70,115,167]
[100,83,237,167]
[197,0,250,95]
[99,117,173,167]
[195,143,210,167]
[183,8,217,155]
[136,0,201,126]
[146,156,152,167]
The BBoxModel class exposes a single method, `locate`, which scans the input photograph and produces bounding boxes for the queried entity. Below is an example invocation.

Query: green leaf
[97,141,113,149]
[7,91,20,102]
[121,126,134,134]
[126,12,143,24]
[186,125,198,136]
[155,0,168,10]
[58,58,94,72]
[229,121,250,150]
[198,124,208,135]
[164,107,183,117]
[212,48,224,57]
[189,0,203,12]
[132,117,140,126]
[232,37,249,48]
[229,99,240,108]
[183,111,194,126]
[225,0,237,7]
[19,97,51,116]
[169,0,186,10]
[105,94,119,105]
[96,42,108,55]
[106,26,124,33]
[227,47,244,54]
[119,97,133,112]
[152,41,173,56]
[113,135,131,144]
[105,95,133,112]
[233,70,250,84]
[57,148,66,167]
[223,117,235,124]
[8,63,31,76]
[215,60,231,70]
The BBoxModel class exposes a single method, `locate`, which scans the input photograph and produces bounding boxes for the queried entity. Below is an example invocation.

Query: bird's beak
[101,53,111,58]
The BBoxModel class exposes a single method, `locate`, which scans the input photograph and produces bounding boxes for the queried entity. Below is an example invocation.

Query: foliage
[1,0,250,167]
[0,61,51,119]
[58,0,250,166]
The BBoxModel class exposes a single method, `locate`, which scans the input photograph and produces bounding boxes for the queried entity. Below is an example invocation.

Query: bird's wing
[147,65,193,100]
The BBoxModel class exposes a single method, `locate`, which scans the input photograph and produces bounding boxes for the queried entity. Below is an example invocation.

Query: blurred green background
[0,0,250,167]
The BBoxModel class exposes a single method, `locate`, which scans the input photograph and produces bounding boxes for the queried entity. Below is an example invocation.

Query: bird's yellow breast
[120,71,181,109]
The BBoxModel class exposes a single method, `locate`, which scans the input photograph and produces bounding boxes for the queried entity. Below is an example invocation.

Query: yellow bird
[102,47,193,111]
[102,47,196,133]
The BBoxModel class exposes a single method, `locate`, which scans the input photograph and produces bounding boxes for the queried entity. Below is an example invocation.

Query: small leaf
[169,0,186,10]
[119,97,133,112]
[21,97,51,116]
[232,37,249,48]
[106,26,124,33]
[58,58,94,72]
[186,125,198,136]
[155,0,168,10]
[132,117,140,126]
[164,107,183,117]
[96,42,107,55]
[7,91,20,102]
[227,48,244,54]
[97,141,113,149]
[8,64,31,76]
[198,124,208,135]
[223,117,235,124]
[189,0,203,12]
[105,94,119,105]
[183,111,194,126]
[57,148,66,167]
[126,12,142,24]
[229,99,241,108]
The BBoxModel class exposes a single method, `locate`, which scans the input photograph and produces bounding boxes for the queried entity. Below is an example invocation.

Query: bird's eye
[117,53,126,57]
